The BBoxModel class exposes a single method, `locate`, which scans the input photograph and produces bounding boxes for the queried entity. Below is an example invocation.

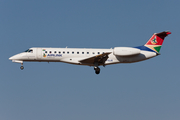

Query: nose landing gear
[20,63,24,70]
[20,66,24,70]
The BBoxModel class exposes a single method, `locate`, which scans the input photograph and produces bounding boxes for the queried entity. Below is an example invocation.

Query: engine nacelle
[113,47,140,56]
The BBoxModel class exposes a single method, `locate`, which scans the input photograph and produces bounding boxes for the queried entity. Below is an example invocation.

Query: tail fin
[145,31,171,53]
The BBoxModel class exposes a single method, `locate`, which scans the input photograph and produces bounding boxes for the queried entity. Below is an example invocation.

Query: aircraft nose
[9,54,22,60]
[9,56,14,60]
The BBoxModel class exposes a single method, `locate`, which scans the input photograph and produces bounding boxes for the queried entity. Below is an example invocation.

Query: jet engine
[113,47,140,56]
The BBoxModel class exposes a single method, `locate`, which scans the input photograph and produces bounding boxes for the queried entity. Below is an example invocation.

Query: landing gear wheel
[20,66,24,70]
[95,70,100,74]
[94,67,100,74]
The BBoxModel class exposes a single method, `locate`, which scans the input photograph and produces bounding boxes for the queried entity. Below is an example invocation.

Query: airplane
[9,31,171,74]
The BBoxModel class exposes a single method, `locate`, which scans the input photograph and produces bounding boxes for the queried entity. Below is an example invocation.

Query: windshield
[24,49,33,53]
[24,49,29,52]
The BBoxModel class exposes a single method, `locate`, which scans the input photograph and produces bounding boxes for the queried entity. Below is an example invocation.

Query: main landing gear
[94,62,100,74]
[94,66,100,74]
[20,63,24,70]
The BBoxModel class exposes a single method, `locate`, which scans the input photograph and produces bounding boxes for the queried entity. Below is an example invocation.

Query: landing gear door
[36,48,42,60]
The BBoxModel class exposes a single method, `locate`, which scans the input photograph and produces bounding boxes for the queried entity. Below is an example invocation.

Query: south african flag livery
[145,31,171,53]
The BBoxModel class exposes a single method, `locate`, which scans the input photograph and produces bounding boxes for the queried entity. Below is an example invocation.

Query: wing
[79,52,111,66]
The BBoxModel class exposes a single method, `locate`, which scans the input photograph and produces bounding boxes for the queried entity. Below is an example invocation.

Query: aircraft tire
[20,66,24,70]
[95,70,100,74]
[95,68,100,74]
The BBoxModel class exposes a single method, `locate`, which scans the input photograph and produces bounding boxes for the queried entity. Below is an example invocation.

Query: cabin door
[36,48,42,60]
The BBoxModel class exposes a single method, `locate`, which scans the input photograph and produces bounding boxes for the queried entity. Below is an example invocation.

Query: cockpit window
[29,49,33,53]
[25,49,33,53]
[25,49,29,52]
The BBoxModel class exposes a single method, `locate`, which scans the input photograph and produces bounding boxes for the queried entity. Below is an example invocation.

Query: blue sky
[1,0,180,120]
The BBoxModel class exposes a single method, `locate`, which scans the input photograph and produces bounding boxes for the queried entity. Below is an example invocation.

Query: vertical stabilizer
[145,31,171,53]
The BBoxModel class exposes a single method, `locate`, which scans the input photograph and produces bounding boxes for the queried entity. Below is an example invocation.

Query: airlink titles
[47,54,62,57]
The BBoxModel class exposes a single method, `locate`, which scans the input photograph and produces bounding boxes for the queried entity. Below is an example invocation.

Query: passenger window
[67,52,69,54]
[92,52,95,54]
[59,51,61,54]
[82,52,84,54]
[72,52,74,54]
[77,52,79,54]
[49,51,51,53]
[98,52,100,54]
[87,52,89,54]
[45,51,47,53]
[63,51,65,54]
[54,51,56,53]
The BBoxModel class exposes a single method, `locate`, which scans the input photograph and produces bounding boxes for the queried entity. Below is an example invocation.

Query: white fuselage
[9,31,170,74]
[9,47,157,66]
